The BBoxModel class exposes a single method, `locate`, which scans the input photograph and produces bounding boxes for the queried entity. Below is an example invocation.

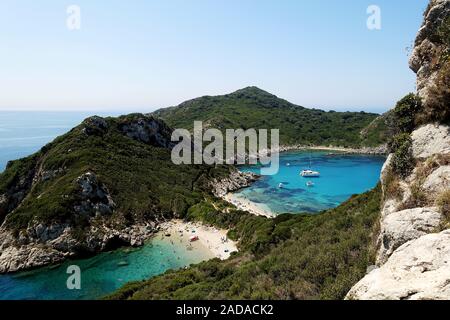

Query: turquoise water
[237,150,385,214]
[0,112,385,300]
[0,236,209,300]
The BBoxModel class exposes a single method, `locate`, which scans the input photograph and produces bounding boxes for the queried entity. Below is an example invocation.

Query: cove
[235,150,385,214]
[0,235,211,300]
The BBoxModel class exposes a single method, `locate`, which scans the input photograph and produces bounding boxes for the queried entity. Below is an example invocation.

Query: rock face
[409,0,450,105]
[74,172,116,217]
[348,1,450,299]
[347,230,450,300]
[349,123,450,299]
[211,169,258,198]
[118,116,175,149]
[411,124,450,159]
[377,207,442,264]
[423,165,450,193]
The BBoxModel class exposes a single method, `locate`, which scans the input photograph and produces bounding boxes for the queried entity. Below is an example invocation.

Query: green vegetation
[425,60,450,124]
[153,87,386,148]
[389,93,422,134]
[416,16,450,125]
[388,133,414,179]
[108,185,381,300]
[0,114,232,231]
[436,190,450,229]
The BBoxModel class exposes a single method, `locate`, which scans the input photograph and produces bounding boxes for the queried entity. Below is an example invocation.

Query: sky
[0,0,429,114]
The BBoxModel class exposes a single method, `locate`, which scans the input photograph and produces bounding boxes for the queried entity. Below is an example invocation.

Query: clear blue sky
[0,0,429,113]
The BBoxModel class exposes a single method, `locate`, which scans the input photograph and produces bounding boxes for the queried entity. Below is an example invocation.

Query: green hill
[153,87,387,147]
[0,114,235,272]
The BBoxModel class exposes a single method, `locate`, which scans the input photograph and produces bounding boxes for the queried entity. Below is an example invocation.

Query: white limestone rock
[377,207,442,264]
[347,230,450,300]
[422,166,450,194]
[411,124,450,159]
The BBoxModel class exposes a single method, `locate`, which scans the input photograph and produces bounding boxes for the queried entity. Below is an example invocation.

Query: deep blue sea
[0,112,121,171]
[0,112,385,300]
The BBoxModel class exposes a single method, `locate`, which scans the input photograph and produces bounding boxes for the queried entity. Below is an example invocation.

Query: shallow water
[0,235,210,300]
[236,150,385,214]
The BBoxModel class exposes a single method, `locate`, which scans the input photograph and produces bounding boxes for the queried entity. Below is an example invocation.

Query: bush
[436,190,450,224]
[388,94,422,134]
[421,61,450,124]
[389,133,414,178]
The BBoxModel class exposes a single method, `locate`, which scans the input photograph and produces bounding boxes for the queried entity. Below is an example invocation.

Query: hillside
[109,186,381,300]
[0,114,242,272]
[109,0,450,301]
[153,87,387,148]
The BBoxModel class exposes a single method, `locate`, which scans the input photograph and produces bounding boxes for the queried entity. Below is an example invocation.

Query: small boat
[306,181,315,187]
[278,183,284,188]
[286,163,291,166]
[189,235,199,242]
[300,152,320,177]
[300,169,320,177]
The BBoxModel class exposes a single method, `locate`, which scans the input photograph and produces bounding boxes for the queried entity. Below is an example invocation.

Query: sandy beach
[157,220,238,260]
[224,193,276,218]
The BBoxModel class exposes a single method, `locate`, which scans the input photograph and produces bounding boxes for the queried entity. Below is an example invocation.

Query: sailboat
[300,152,320,177]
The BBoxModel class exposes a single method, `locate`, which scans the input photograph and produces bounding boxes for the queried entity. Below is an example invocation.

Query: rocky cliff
[347,0,450,300]
[0,114,230,273]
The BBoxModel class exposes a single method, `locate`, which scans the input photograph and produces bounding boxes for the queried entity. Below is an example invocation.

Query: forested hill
[153,87,387,147]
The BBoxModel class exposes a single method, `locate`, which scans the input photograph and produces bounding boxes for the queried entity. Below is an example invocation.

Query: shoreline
[276,144,388,155]
[220,147,387,218]
[224,193,276,218]
[157,220,238,260]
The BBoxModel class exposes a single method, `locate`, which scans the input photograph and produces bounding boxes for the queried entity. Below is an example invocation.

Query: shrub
[389,133,414,178]
[436,190,450,225]
[388,94,422,134]
[383,167,403,201]
[421,61,450,125]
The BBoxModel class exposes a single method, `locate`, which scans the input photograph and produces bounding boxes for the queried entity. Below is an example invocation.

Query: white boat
[300,169,320,177]
[286,163,291,166]
[306,181,315,187]
[278,183,284,188]
[300,152,320,177]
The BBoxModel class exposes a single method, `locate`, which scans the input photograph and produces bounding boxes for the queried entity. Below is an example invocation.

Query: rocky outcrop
[377,207,442,263]
[347,230,450,300]
[423,165,450,193]
[0,220,158,273]
[349,123,450,298]
[411,124,450,159]
[74,172,115,217]
[82,116,109,136]
[118,116,175,149]
[0,170,158,273]
[211,169,258,198]
[409,0,450,105]
[348,1,450,299]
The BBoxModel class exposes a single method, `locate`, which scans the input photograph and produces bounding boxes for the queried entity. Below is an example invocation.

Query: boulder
[347,230,450,300]
[411,124,450,159]
[422,165,450,194]
[377,207,442,264]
